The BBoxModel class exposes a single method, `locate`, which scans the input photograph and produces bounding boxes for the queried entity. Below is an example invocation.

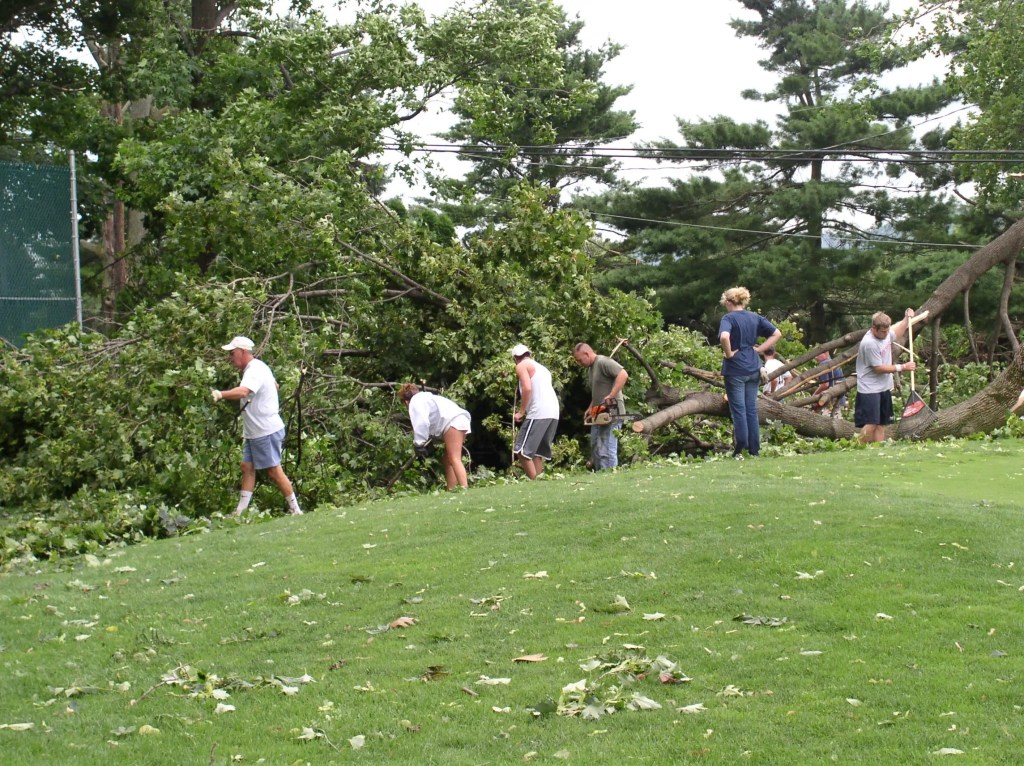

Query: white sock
[235,490,253,514]
[286,493,302,514]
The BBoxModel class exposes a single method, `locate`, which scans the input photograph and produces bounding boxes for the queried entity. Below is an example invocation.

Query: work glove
[414,443,429,459]
[211,389,223,403]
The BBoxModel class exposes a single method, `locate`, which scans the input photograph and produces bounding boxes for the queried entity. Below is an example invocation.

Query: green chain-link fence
[0,159,78,347]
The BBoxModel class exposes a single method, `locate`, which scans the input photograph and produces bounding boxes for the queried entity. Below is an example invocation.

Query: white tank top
[525,361,560,420]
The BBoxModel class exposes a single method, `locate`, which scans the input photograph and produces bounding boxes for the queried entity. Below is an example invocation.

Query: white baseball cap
[221,336,255,352]
[510,343,530,358]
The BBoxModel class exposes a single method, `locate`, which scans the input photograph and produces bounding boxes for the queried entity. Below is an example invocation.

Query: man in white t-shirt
[211,336,302,516]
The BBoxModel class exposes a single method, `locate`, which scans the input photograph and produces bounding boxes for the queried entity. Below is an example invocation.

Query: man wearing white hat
[511,344,560,479]
[212,336,302,516]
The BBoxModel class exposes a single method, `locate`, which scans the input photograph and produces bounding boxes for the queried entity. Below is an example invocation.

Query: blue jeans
[724,372,761,456]
[590,424,619,470]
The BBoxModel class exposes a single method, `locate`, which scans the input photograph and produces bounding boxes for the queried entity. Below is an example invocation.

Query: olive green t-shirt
[589,355,625,410]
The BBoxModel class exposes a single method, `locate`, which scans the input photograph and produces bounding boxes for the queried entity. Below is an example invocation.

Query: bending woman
[718,286,781,458]
[398,383,472,489]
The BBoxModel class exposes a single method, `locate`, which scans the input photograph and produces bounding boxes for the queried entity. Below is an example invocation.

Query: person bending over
[398,383,472,490]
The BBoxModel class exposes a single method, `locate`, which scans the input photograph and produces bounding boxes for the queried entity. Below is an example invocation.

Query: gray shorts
[513,418,558,461]
[242,429,285,470]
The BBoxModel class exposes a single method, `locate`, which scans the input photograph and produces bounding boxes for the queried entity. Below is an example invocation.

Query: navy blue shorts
[854,391,893,428]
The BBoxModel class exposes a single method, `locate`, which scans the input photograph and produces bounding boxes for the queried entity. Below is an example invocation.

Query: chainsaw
[583,399,636,426]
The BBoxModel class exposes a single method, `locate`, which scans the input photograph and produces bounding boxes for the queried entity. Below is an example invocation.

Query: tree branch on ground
[632,218,1024,441]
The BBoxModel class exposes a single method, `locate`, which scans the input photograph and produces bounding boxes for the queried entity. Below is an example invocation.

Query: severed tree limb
[636,217,1024,441]
[618,340,658,385]
[269,288,417,301]
[618,340,683,407]
[253,273,292,354]
[772,347,858,400]
[323,349,372,357]
[659,361,723,389]
[917,218,1024,319]
[930,313,941,409]
[768,329,865,385]
[632,389,860,439]
[632,391,729,434]
[279,62,294,91]
[999,258,1019,355]
[290,313,345,328]
[965,289,980,362]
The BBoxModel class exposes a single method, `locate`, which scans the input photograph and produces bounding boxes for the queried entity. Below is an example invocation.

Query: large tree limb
[918,218,1024,318]
[635,217,1024,441]
[999,257,1019,355]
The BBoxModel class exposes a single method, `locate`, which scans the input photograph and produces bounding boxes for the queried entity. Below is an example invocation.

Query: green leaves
[590,595,631,614]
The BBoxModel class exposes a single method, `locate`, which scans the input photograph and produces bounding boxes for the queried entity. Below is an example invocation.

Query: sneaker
[289,508,304,516]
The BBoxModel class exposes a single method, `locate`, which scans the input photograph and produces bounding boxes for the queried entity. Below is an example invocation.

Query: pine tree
[595,0,951,341]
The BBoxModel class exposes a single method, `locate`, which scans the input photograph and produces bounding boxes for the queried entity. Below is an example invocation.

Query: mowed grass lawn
[1,439,1023,765]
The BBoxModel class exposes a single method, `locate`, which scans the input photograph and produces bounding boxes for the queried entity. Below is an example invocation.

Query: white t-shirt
[239,358,286,439]
[521,360,560,420]
[408,392,471,446]
[856,329,895,394]
[762,357,792,393]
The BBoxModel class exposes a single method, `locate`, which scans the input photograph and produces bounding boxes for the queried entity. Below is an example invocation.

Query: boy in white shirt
[762,347,791,394]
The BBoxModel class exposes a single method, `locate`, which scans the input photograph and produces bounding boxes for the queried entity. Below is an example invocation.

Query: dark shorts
[513,418,558,461]
[242,429,285,470]
[854,391,893,428]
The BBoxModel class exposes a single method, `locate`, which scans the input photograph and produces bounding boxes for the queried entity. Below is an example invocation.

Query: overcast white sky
[400,0,776,187]
[514,0,779,140]
[393,0,948,192]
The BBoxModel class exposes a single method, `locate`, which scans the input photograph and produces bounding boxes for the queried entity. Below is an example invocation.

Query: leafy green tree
[430,0,637,220]
[898,1,1024,206]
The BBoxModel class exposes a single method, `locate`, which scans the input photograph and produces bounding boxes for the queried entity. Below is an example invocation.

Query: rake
[897,311,936,438]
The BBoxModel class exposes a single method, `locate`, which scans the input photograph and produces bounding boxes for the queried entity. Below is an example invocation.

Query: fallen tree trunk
[632,391,859,438]
[633,217,1024,441]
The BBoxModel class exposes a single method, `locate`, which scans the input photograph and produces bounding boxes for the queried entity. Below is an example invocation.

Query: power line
[382,141,1024,166]
[589,212,982,250]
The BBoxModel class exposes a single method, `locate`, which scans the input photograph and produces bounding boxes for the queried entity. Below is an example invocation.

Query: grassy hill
[2,440,1023,764]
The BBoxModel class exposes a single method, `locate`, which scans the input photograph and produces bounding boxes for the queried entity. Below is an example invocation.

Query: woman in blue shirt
[718,287,782,457]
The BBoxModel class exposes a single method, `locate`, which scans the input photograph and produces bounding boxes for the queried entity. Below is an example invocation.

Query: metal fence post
[69,150,83,330]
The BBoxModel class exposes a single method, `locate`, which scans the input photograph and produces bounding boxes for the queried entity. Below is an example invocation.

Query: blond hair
[720,286,750,308]
[871,312,892,329]
[397,383,421,403]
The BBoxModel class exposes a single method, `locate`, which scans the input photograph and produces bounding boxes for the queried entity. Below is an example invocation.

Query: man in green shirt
[573,343,629,470]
